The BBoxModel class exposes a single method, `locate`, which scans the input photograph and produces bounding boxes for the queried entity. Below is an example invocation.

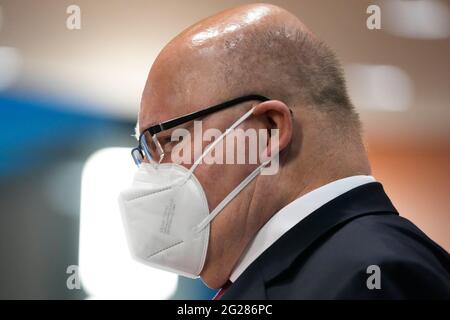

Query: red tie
[213,280,232,300]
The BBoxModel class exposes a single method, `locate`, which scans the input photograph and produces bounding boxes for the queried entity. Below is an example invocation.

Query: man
[119,3,450,299]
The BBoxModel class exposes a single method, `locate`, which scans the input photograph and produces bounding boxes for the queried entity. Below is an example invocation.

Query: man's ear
[252,100,293,156]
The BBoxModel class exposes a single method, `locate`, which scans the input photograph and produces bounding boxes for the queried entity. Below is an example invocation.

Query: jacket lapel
[219,262,267,299]
[221,182,398,299]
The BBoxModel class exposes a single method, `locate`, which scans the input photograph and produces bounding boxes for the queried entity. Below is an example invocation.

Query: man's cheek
[195,164,230,209]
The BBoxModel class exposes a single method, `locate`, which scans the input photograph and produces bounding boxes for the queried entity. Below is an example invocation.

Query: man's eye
[161,136,183,151]
[169,135,185,144]
[162,137,172,145]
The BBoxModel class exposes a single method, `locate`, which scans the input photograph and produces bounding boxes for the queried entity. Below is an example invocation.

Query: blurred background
[0,0,448,299]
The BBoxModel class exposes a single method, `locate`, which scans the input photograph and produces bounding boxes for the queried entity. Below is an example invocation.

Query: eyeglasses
[131,94,270,166]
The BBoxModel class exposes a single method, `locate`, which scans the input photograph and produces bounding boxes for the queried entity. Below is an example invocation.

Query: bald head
[137,3,370,288]
[140,3,359,136]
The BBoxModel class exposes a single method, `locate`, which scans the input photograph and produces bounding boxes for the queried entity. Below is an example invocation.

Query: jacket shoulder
[337,213,449,266]
[267,213,450,299]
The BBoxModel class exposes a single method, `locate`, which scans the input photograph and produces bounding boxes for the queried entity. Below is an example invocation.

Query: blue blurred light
[0,92,116,176]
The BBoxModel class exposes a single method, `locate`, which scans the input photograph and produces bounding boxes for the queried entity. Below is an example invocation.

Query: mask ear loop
[178,106,257,185]
[191,158,271,235]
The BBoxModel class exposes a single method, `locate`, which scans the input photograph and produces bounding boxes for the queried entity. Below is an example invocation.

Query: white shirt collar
[229,175,376,282]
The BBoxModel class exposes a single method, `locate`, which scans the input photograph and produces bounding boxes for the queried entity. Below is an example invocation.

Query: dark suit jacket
[221,182,450,299]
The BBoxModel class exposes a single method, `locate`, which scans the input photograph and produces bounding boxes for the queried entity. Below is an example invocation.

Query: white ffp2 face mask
[118,107,269,278]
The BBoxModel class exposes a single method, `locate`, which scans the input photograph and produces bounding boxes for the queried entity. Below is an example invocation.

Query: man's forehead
[135,22,240,135]
[137,72,205,135]
[136,99,194,136]
[136,93,238,138]
[137,108,171,136]
[137,90,221,135]
[135,109,198,140]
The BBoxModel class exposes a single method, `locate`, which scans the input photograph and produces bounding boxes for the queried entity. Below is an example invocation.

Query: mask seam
[125,185,173,202]
[127,167,189,202]
[146,240,184,259]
